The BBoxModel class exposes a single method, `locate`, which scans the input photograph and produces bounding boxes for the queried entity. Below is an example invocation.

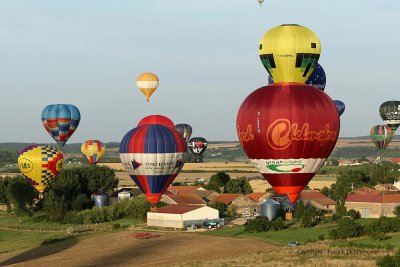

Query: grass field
[203,224,334,245]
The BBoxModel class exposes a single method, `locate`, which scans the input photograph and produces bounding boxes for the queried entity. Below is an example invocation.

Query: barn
[147,204,219,229]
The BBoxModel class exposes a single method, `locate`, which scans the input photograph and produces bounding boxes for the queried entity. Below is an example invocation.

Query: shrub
[329,217,363,239]
[346,209,360,220]
[273,217,285,230]
[318,234,325,241]
[370,231,391,241]
[245,218,273,232]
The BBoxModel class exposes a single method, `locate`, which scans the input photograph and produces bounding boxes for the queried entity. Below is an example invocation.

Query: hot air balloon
[81,140,106,164]
[18,144,63,194]
[334,100,345,116]
[175,124,193,142]
[370,125,393,154]
[137,114,174,128]
[268,63,326,91]
[379,101,400,133]
[136,72,159,102]
[259,24,321,83]
[237,83,340,204]
[188,137,208,162]
[257,0,264,5]
[41,104,81,149]
[119,124,187,204]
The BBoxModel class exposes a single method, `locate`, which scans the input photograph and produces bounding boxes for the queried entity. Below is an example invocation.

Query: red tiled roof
[195,190,217,198]
[166,186,204,195]
[346,192,400,204]
[246,192,268,202]
[390,158,400,164]
[300,190,335,205]
[165,194,206,205]
[213,194,241,205]
[150,204,203,214]
[351,187,380,195]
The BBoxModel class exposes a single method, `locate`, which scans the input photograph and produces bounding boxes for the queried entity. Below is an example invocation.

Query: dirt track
[0,230,276,267]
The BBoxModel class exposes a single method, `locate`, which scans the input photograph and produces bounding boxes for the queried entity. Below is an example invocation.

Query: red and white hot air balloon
[237,83,340,204]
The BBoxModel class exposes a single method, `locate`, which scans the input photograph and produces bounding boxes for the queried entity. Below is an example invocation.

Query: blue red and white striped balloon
[119,124,187,204]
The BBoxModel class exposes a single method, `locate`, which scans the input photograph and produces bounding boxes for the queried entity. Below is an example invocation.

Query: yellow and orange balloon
[18,144,63,193]
[136,72,159,102]
[81,140,106,164]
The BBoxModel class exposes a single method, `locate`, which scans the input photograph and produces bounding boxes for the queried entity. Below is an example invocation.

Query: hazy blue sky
[1,0,399,143]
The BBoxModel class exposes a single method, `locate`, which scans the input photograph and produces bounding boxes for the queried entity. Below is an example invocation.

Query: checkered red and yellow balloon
[18,144,63,193]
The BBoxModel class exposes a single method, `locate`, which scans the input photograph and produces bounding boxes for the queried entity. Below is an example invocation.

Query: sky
[0,0,399,143]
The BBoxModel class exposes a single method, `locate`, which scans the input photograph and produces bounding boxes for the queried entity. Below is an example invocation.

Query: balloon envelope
[136,72,159,102]
[137,115,174,128]
[370,125,393,153]
[188,137,208,161]
[259,24,321,83]
[379,101,400,133]
[237,83,339,203]
[18,144,64,193]
[175,124,193,142]
[119,124,187,204]
[333,100,345,116]
[81,140,106,164]
[269,63,326,91]
[41,104,81,149]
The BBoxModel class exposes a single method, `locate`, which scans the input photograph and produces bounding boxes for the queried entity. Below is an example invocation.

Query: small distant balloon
[379,101,400,133]
[41,104,81,149]
[188,137,208,162]
[333,100,345,116]
[257,0,264,5]
[370,125,393,154]
[136,72,159,102]
[18,144,64,193]
[81,140,106,164]
[175,124,193,142]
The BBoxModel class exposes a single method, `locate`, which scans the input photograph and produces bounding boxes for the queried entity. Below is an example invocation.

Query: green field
[203,224,334,245]
[0,230,67,254]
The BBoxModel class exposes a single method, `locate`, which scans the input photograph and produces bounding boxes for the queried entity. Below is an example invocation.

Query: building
[300,190,336,211]
[165,186,206,195]
[160,194,206,206]
[194,190,220,203]
[109,188,143,205]
[374,184,400,192]
[345,187,400,218]
[211,194,256,215]
[246,192,271,205]
[147,204,219,229]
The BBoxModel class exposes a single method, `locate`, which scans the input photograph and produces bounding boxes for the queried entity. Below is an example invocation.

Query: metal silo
[260,198,280,221]
[91,191,109,208]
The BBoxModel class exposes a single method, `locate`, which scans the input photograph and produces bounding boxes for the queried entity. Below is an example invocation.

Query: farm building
[299,190,336,211]
[246,192,271,204]
[165,186,206,195]
[211,194,256,215]
[194,190,220,203]
[147,204,219,229]
[345,187,400,218]
[160,194,206,205]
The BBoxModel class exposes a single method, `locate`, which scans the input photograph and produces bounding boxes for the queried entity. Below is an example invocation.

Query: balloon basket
[285,212,293,221]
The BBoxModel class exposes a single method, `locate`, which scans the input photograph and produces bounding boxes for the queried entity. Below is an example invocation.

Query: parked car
[202,219,224,229]
[288,241,300,247]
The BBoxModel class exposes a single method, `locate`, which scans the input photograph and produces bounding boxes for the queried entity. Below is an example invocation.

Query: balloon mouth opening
[146,193,161,204]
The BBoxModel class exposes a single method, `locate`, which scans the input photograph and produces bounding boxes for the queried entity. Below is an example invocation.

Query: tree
[43,190,67,221]
[301,207,316,228]
[0,176,12,214]
[320,186,331,198]
[224,177,253,194]
[329,217,364,239]
[394,206,400,217]
[6,176,37,219]
[205,172,231,193]
[294,199,305,219]
[209,202,227,216]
